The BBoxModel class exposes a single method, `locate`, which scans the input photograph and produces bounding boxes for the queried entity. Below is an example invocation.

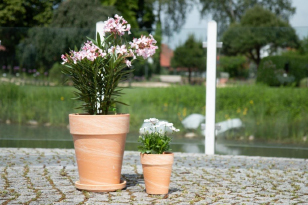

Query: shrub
[257,55,308,86]
[49,62,66,84]
[218,55,248,78]
[300,77,308,88]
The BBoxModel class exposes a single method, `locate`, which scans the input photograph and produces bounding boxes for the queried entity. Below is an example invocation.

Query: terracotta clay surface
[69,114,130,135]
[140,152,174,194]
[75,180,126,192]
[69,114,129,191]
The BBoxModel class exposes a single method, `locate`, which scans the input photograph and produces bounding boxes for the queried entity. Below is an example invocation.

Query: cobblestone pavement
[1,148,308,204]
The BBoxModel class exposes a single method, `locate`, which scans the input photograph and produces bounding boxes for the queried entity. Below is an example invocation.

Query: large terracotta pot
[140,152,174,194]
[69,114,129,192]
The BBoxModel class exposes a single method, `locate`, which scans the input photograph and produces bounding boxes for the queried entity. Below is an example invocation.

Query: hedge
[257,55,308,86]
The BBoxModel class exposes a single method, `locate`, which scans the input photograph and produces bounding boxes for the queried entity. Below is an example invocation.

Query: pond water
[1,123,308,159]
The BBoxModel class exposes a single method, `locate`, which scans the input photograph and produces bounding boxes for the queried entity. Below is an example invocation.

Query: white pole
[205,21,217,155]
[96,22,105,114]
[96,21,105,41]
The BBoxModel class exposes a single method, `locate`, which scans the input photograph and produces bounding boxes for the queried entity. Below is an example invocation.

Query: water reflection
[1,123,308,159]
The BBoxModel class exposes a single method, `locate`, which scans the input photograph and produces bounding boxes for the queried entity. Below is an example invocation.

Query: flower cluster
[130,35,158,59]
[61,14,158,68]
[61,41,106,64]
[140,118,180,134]
[102,14,131,36]
[138,118,179,154]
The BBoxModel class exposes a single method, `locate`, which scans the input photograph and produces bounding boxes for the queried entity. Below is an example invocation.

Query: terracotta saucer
[75,180,126,192]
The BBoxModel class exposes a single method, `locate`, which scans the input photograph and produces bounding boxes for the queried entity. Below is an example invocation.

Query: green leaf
[97,32,101,47]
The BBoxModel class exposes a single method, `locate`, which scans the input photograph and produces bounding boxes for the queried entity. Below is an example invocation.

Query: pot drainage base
[75,179,126,192]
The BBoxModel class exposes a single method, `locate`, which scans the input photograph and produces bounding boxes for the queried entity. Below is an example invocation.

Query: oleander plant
[61,14,158,115]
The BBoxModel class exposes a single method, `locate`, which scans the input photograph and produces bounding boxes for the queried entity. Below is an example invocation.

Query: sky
[290,0,308,27]
[162,0,308,50]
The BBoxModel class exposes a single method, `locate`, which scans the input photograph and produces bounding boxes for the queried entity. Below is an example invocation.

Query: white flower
[158,121,168,126]
[144,118,159,124]
[170,126,180,132]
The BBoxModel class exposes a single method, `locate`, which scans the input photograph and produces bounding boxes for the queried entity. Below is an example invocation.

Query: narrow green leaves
[138,132,172,154]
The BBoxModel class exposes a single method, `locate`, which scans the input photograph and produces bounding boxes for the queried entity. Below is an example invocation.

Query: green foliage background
[257,55,308,86]
[222,5,299,68]
[171,34,206,83]
[1,83,308,143]
[199,0,295,33]
[218,56,248,78]
[18,0,117,72]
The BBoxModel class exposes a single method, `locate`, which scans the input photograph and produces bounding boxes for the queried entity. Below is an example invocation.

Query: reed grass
[1,82,307,143]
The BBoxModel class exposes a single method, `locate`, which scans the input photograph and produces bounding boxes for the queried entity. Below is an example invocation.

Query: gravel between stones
[0,148,308,204]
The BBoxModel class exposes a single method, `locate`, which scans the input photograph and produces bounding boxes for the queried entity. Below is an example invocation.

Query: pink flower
[102,14,131,36]
[129,49,136,59]
[125,60,132,67]
[61,55,68,64]
[115,45,127,55]
[61,16,158,72]
[62,41,106,64]
[130,34,158,59]
[108,46,115,54]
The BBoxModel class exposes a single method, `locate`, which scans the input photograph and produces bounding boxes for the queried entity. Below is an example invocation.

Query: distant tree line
[1,0,307,84]
[0,0,193,78]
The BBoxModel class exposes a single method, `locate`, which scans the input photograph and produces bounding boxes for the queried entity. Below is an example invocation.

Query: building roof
[0,45,6,51]
[160,44,174,67]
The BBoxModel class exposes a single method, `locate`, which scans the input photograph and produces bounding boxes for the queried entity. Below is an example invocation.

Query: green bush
[132,60,153,79]
[300,77,308,87]
[49,62,66,84]
[219,55,248,78]
[257,55,308,86]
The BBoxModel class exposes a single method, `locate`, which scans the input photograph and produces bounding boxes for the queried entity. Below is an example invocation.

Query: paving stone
[1,148,308,204]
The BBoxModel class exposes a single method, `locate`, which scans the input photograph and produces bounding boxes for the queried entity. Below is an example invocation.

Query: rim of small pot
[140,152,174,165]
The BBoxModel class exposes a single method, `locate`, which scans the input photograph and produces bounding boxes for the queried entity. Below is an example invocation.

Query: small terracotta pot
[140,152,174,194]
[69,114,129,192]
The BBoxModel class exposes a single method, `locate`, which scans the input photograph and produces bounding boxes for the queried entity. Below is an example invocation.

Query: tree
[18,0,117,71]
[101,0,155,31]
[101,0,139,29]
[199,0,295,33]
[171,34,206,84]
[135,0,156,31]
[222,5,299,68]
[154,0,193,74]
[51,0,116,28]
[158,0,193,36]
[0,0,61,68]
[0,0,61,27]
[299,36,308,55]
